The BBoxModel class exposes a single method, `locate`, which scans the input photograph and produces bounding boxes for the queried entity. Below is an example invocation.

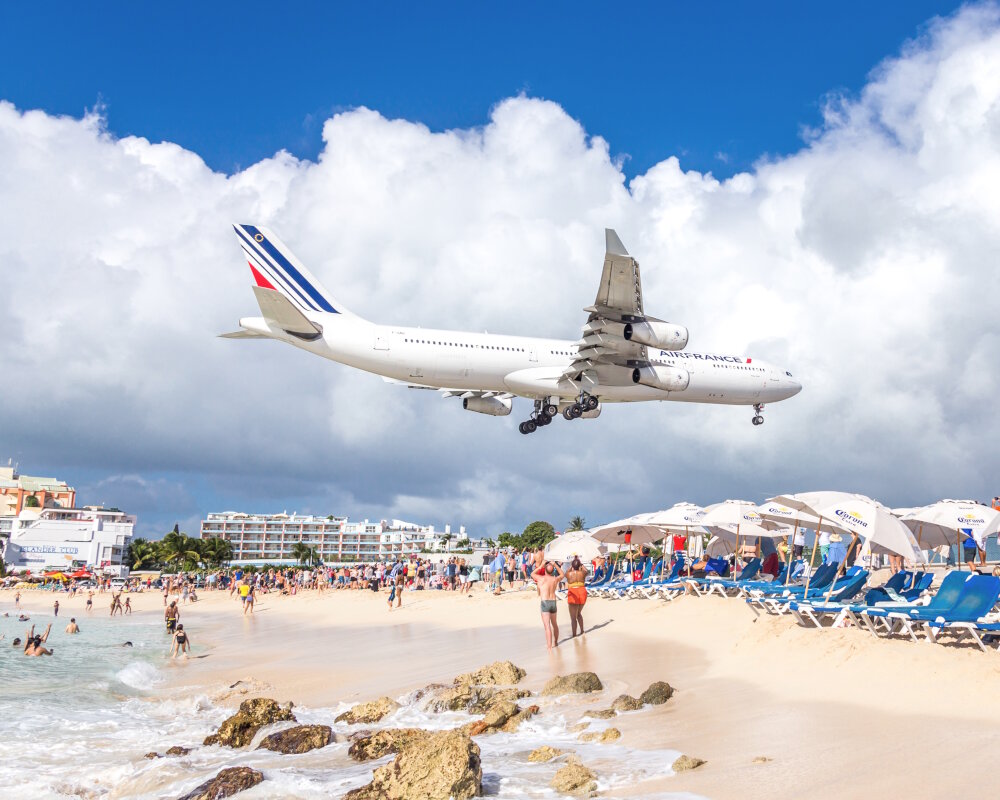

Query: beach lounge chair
[902,575,1000,645]
[859,571,968,637]
[786,571,872,628]
[745,563,848,616]
[686,559,762,597]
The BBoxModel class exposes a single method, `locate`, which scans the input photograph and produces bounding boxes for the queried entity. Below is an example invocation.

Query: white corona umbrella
[700,500,764,567]
[589,519,664,547]
[813,496,926,600]
[544,530,607,562]
[640,503,707,529]
[900,500,1000,563]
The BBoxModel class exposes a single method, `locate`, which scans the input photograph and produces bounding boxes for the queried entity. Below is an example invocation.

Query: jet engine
[463,397,513,416]
[632,365,690,392]
[624,320,688,351]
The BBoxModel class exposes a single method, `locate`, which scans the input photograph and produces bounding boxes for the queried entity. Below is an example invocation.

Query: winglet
[605,228,629,257]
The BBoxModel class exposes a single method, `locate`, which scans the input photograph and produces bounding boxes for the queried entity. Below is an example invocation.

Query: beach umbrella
[758,499,854,583]
[900,500,1000,565]
[812,496,927,600]
[767,491,877,591]
[544,530,606,562]
[589,519,664,546]
[700,501,763,568]
[634,503,709,577]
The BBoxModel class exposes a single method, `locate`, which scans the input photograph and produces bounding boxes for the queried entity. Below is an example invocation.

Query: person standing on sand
[53,600,59,617]
[244,584,255,615]
[565,557,588,637]
[86,591,93,613]
[532,561,565,650]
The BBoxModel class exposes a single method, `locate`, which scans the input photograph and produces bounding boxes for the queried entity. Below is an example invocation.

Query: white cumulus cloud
[1,4,999,535]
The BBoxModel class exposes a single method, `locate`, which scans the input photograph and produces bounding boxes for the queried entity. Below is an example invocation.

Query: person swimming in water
[23,624,53,656]
[170,624,191,659]
[65,618,80,634]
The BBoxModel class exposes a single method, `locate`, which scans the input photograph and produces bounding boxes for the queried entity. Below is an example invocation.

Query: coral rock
[541,672,603,696]
[177,767,263,800]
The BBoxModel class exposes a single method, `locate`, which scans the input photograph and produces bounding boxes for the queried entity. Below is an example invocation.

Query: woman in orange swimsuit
[565,557,589,637]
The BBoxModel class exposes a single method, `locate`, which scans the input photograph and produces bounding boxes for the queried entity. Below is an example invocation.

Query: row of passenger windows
[706,363,763,371]
[404,338,525,352]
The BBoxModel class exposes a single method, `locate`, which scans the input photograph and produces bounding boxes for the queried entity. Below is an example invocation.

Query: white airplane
[223,225,801,434]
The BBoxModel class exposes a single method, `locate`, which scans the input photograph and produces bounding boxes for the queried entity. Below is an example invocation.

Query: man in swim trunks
[565,557,589,637]
[165,601,179,633]
[532,561,565,650]
[65,618,80,634]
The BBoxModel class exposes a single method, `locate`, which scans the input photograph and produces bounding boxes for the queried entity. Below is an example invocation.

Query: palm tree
[199,537,233,568]
[127,538,160,570]
[159,530,203,571]
[485,537,496,549]
[290,541,318,566]
[567,515,586,532]
[440,533,453,551]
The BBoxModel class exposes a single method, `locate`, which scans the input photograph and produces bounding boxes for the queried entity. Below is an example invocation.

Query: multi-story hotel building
[0,465,76,517]
[2,505,134,574]
[199,512,468,564]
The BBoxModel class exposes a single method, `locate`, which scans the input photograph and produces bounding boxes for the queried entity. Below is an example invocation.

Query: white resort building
[2,506,135,574]
[199,512,468,564]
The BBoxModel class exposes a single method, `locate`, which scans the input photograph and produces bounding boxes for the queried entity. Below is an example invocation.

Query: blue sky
[3,1,996,539]
[0,1,963,179]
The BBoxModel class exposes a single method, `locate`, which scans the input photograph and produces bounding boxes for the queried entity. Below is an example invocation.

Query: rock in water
[500,704,539,733]
[528,745,565,762]
[541,673,603,696]
[348,728,429,762]
[482,700,518,730]
[453,661,526,686]
[583,709,616,720]
[165,746,191,756]
[203,698,296,748]
[344,729,482,800]
[610,694,643,712]
[335,697,401,724]
[257,724,332,754]
[426,683,530,714]
[672,754,707,772]
[639,681,674,705]
[578,727,621,743]
[177,767,263,800]
[550,760,597,796]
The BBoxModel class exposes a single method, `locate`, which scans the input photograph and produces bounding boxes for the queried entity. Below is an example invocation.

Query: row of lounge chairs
[578,558,1000,652]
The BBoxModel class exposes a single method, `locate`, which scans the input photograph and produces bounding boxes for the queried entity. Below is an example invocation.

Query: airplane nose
[789,380,802,396]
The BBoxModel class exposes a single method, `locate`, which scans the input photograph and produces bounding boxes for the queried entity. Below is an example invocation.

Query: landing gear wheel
[543,403,558,418]
[519,422,530,434]
[751,403,765,426]
[524,419,537,433]
[536,413,551,426]
[569,404,584,419]
[752,415,764,426]
[585,395,599,411]
[562,407,575,421]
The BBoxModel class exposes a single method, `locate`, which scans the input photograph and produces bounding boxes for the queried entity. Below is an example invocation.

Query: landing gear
[752,403,765,426]
[518,419,537,435]
[562,392,597,421]
[520,400,556,434]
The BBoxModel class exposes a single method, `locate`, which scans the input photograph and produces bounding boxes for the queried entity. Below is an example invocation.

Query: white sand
[6,579,1000,799]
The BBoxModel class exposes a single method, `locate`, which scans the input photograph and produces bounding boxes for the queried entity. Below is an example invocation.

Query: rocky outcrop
[145,745,192,759]
[550,758,597,796]
[579,727,621,743]
[541,672,603,696]
[453,661,526,686]
[500,704,539,733]
[335,697,401,724]
[610,694,643,712]
[177,767,263,800]
[344,729,482,800]
[348,728,429,762]
[639,681,674,705]
[203,698,295,748]
[426,683,530,714]
[528,745,565,762]
[672,754,706,772]
[583,709,616,720]
[257,724,332,754]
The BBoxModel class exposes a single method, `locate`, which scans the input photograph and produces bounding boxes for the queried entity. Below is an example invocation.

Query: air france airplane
[223,226,802,434]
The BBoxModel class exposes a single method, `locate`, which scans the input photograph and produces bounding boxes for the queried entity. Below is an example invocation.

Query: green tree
[199,537,233,568]
[24,495,40,508]
[440,533,453,551]
[126,537,161,570]
[455,538,471,550]
[290,542,320,566]
[484,538,496,549]
[497,531,520,548]
[521,521,557,550]
[159,530,203,571]
[567,516,586,532]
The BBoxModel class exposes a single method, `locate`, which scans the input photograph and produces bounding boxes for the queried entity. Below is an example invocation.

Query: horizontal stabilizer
[252,286,322,336]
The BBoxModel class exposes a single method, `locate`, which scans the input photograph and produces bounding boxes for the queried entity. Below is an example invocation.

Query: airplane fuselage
[249,314,801,406]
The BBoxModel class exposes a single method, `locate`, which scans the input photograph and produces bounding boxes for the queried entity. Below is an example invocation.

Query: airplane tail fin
[232,224,356,318]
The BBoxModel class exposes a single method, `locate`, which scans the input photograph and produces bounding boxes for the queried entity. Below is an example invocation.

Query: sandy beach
[6,578,1000,799]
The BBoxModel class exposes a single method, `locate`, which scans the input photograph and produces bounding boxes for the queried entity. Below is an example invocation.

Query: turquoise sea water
[0,599,705,800]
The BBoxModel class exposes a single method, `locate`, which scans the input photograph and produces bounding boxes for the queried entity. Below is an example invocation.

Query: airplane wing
[381,377,513,401]
[562,229,648,385]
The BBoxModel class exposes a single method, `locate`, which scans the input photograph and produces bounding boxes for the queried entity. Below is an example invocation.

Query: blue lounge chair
[787,572,872,627]
[892,574,1000,643]
[860,570,969,636]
